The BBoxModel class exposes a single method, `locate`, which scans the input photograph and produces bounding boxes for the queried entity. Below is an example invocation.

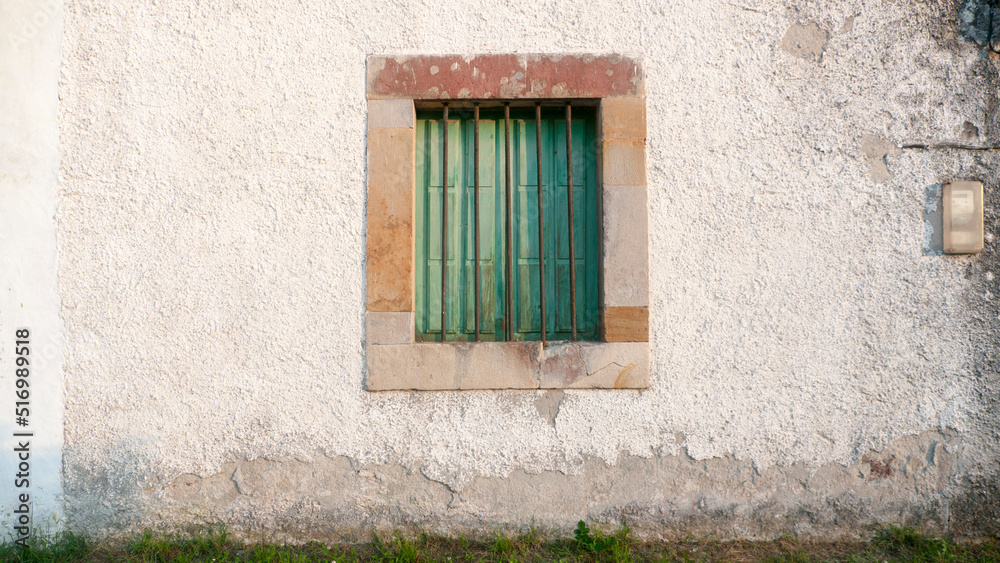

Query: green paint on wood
[416,108,597,341]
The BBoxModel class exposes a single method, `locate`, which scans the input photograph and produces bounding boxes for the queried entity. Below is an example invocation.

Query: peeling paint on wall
[924,184,944,255]
[860,135,900,184]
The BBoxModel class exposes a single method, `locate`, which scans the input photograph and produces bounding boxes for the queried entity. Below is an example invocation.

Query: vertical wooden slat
[565,102,577,341]
[504,103,514,341]
[535,103,547,345]
[441,103,448,342]
[473,104,481,342]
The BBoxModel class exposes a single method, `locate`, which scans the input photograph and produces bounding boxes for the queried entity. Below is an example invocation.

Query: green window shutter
[415,108,597,342]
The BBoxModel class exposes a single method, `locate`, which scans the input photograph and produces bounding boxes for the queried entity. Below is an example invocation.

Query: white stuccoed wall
[38,0,1000,539]
[0,0,65,534]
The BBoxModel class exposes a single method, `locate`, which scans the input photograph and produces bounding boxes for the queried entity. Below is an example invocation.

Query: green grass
[0,530,90,562]
[0,523,996,562]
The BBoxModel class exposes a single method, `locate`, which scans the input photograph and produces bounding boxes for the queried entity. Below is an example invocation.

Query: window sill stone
[366,341,649,391]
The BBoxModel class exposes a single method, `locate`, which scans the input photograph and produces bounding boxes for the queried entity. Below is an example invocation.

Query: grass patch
[0,530,90,562]
[0,523,995,562]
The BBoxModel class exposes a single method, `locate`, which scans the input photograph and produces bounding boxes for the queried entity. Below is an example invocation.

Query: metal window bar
[535,103,546,345]
[440,103,448,342]
[473,104,481,341]
[565,102,578,341]
[504,103,514,341]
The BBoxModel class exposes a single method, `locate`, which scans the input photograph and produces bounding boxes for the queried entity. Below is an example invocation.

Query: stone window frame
[364,54,649,391]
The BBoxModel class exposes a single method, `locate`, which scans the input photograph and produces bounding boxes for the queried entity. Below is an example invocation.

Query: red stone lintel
[367,54,643,100]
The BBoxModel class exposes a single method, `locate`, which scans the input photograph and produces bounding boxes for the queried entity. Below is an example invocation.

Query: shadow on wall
[959,0,1000,46]
[62,441,164,535]
[924,184,944,256]
[955,167,1000,536]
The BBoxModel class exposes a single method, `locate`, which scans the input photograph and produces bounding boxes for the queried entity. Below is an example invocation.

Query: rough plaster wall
[58,0,1000,538]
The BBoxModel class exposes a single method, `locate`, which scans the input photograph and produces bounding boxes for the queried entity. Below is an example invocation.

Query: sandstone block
[601,306,648,342]
[366,312,414,345]
[602,140,646,187]
[457,342,541,390]
[368,100,414,130]
[366,344,457,391]
[366,127,415,312]
[600,97,646,142]
[538,341,649,388]
[602,185,649,307]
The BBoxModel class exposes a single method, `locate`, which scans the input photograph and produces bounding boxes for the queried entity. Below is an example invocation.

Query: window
[415,103,599,342]
[364,54,650,391]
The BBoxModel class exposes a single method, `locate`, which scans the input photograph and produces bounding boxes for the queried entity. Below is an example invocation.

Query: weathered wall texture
[56,0,1000,539]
